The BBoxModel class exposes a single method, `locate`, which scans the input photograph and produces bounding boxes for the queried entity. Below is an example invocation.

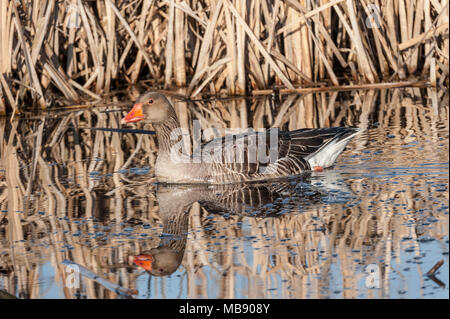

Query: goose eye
[148,99,154,104]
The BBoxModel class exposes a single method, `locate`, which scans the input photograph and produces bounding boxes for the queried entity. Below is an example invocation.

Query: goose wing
[198,127,359,178]
[199,130,274,177]
[283,127,359,159]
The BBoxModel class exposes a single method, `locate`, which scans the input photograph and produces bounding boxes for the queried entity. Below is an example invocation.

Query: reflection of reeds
[0,89,448,298]
[0,0,448,111]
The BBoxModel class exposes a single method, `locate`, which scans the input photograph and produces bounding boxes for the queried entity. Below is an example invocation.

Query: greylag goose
[122,92,360,184]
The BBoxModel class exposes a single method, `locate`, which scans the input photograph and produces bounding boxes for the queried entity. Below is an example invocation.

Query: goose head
[133,247,183,277]
[121,92,176,125]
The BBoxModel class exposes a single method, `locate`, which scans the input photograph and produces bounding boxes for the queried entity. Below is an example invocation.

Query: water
[0,88,448,299]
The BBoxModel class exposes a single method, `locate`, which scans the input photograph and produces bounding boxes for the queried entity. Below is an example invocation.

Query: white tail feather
[306,132,358,169]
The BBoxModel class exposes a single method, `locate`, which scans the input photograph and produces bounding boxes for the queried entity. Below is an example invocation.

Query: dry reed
[0,0,448,113]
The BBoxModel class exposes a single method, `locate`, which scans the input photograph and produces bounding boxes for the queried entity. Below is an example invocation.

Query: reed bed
[0,88,448,298]
[0,0,448,114]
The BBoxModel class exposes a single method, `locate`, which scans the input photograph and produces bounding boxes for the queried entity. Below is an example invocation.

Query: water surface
[0,88,448,299]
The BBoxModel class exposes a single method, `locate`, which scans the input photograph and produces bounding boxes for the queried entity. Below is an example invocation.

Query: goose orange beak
[133,254,153,272]
[122,103,144,124]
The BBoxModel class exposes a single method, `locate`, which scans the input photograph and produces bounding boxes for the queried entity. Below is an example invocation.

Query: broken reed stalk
[252,80,429,95]
[62,260,138,297]
[0,0,448,111]
[426,259,444,276]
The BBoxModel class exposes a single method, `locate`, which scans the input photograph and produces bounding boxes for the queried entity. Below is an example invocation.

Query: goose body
[122,92,360,184]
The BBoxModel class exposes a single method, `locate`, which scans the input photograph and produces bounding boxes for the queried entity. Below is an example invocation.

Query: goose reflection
[133,173,353,276]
